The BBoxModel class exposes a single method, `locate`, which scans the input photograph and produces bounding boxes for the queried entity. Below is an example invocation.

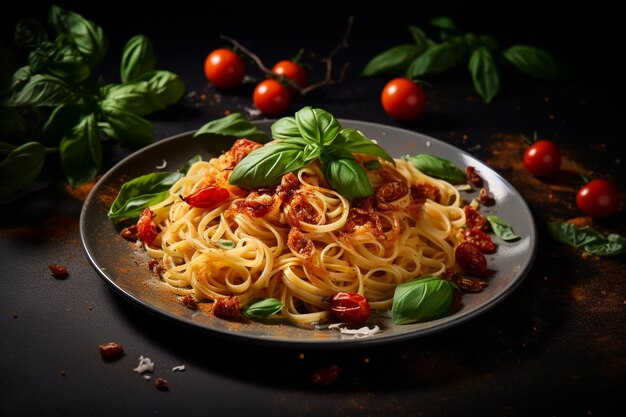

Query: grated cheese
[328,323,381,339]
[133,355,154,374]
[172,365,186,372]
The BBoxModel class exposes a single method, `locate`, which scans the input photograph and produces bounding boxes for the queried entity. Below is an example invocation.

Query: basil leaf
[50,5,108,68]
[332,128,395,165]
[391,275,455,324]
[107,171,183,222]
[3,74,79,107]
[243,298,283,319]
[271,116,301,141]
[295,106,340,146]
[42,103,83,145]
[584,234,626,257]
[47,44,91,83]
[194,112,268,142]
[100,102,153,147]
[121,35,156,83]
[134,70,185,107]
[0,142,46,201]
[9,66,31,92]
[487,215,520,241]
[321,151,373,201]
[407,42,465,78]
[547,221,605,248]
[469,47,500,103]
[178,154,202,174]
[101,82,164,116]
[364,160,382,170]
[502,45,564,79]
[361,44,421,77]
[406,154,467,184]
[429,16,457,31]
[60,113,101,186]
[408,25,429,52]
[229,140,307,188]
[27,42,56,73]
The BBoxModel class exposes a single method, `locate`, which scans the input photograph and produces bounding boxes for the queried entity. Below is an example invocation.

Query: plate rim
[80,119,537,349]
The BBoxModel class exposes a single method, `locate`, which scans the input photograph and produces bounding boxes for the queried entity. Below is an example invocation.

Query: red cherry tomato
[137,208,158,245]
[272,60,308,88]
[381,77,425,121]
[455,242,488,277]
[203,48,246,89]
[522,140,561,177]
[181,186,230,209]
[462,228,495,253]
[253,79,291,116]
[330,292,371,326]
[576,179,621,219]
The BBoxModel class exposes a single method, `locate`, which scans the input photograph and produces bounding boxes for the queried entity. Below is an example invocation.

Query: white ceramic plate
[80,120,537,348]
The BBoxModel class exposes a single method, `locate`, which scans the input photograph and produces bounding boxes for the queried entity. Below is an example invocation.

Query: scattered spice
[312,364,341,385]
[48,264,69,279]
[155,377,169,391]
[298,353,305,360]
[12,313,17,319]
[98,342,125,361]
[60,369,66,377]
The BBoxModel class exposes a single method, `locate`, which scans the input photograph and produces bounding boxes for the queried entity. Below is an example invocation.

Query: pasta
[142,139,468,325]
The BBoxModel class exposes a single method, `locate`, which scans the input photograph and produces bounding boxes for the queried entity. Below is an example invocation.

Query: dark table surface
[2,2,625,416]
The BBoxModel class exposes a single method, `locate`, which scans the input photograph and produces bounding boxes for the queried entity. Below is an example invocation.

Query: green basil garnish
[0,142,46,202]
[547,221,625,256]
[229,106,390,201]
[469,47,500,103]
[120,35,156,83]
[502,45,565,79]
[391,275,456,324]
[406,153,467,184]
[487,215,520,242]
[194,112,269,143]
[243,298,283,319]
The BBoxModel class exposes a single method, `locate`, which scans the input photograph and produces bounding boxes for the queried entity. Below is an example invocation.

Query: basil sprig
[107,154,200,222]
[243,298,283,319]
[405,153,467,184]
[391,275,456,324]
[548,221,625,256]
[362,16,565,103]
[228,106,394,201]
[0,5,185,199]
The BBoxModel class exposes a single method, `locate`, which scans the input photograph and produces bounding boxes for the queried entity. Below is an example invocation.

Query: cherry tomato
[330,292,371,326]
[181,186,230,209]
[203,48,246,89]
[272,60,308,88]
[455,242,488,277]
[522,139,561,177]
[381,77,425,121]
[137,208,158,245]
[576,178,621,219]
[253,79,291,116]
[462,228,495,253]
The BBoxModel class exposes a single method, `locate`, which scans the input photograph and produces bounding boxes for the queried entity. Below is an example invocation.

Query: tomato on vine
[522,137,561,178]
[272,60,308,89]
[381,77,426,121]
[204,48,246,89]
[253,79,291,116]
[576,178,621,219]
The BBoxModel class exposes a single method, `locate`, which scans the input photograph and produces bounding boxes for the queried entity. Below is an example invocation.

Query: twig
[219,15,354,96]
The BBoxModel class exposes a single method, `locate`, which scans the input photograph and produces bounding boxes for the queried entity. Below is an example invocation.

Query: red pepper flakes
[155,377,169,391]
[98,342,125,362]
[311,364,341,385]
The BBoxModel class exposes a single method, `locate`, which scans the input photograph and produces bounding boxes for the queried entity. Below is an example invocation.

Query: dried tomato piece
[49,264,69,279]
[137,209,158,245]
[462,228,495,253]
[312,364,341,385]
[181,295,199,310]
[465,166,483,187]
[155,377,169,391]
[455,242,488,277]
[180,186,229,209]
[213,296,240,319]
[98,342,125,361]
[464,206,488,231]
